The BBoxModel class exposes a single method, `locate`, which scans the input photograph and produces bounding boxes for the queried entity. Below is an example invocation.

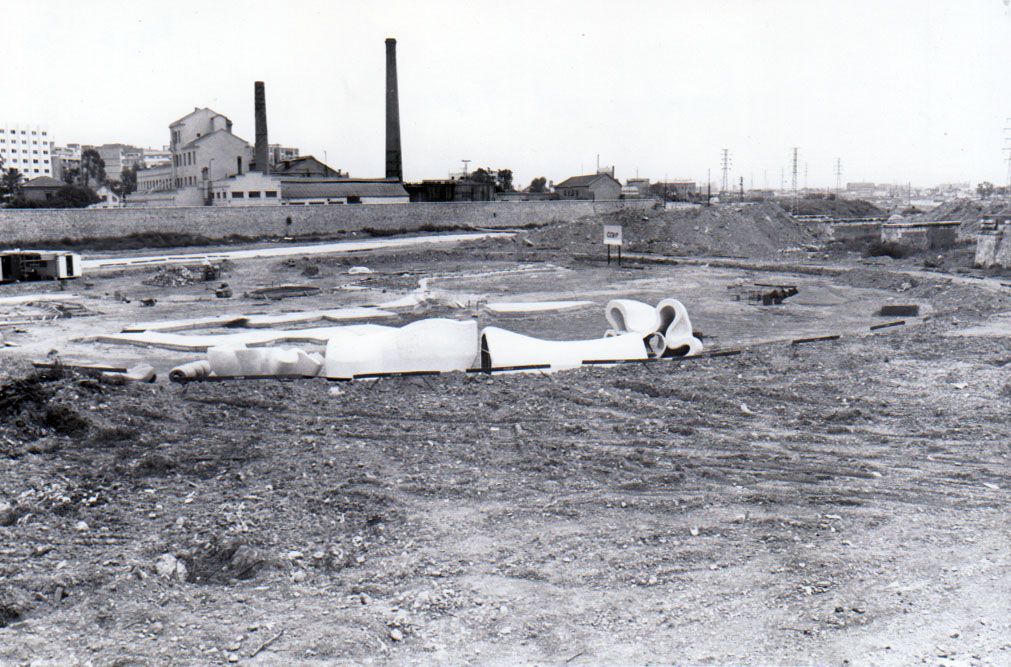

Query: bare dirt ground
[1,220,1010,665]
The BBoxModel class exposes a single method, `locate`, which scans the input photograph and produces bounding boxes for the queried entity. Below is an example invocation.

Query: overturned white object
[323,318,478,379]
[207,345,324,377]
[605,298,703,356]
[480,327,648,371]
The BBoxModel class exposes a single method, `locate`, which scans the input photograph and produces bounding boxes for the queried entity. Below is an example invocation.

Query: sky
[4,0,1011,189]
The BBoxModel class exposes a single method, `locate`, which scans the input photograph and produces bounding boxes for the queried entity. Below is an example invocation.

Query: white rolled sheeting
[207,345,324,377]
[480,327,648,371]
[323,318,478,379]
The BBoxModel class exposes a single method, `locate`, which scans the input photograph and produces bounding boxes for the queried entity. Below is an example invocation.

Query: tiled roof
[22,176,64,188]
[282,180,408,199]
[555,174,617,188]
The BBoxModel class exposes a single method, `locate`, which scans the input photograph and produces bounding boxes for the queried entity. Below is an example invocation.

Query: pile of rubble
[142,264,224,288]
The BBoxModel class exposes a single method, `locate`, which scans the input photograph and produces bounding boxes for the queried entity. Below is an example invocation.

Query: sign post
[604,225,623,266]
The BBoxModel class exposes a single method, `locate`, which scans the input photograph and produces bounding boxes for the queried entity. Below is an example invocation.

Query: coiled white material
[605,298,703,357]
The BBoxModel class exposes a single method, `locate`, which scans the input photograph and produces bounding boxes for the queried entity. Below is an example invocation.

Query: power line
[833,157,843,194]
[720,148,731,195]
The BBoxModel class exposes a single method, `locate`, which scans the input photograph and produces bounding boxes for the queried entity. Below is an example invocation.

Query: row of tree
[975,181,1010,199]
[61,148,138,198]
[0,154,102,208]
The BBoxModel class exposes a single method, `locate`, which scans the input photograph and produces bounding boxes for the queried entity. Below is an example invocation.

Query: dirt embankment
[777,197,884,219]
[917,198,1011,238]
[518,202,822,259]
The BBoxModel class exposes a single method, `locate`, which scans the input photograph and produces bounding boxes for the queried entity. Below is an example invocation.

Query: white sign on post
[603,225,623,246]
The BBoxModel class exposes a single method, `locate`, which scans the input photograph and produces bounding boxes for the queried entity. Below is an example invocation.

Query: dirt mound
[779,196,884,218]
[523,202,821,258]
[918,198,1011,238]
[0,368,93,452]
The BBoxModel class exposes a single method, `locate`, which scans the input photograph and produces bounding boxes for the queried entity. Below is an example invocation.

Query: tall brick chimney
[385,38,402,181]
[254,81,269,175]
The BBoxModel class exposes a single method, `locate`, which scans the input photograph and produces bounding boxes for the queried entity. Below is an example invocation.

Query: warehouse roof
[281,179,408,199]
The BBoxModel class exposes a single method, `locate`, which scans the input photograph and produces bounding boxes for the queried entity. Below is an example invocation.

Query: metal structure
[720,148,731,194]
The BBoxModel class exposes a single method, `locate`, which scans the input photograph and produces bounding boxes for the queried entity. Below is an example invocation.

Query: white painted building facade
[0,123,54,179]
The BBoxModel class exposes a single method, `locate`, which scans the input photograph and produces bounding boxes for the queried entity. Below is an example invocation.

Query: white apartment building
[0,123,54,179]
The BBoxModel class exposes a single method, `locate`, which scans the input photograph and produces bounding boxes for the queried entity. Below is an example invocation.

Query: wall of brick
[0,199,653,245]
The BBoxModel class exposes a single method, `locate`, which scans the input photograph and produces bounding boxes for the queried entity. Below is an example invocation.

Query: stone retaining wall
[0,200,653,245]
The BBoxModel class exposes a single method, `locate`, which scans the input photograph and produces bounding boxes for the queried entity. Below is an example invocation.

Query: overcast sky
[5,0,1011,188]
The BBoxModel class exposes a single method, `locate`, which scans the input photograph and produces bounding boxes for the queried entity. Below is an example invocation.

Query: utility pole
[834,157,843,194]
[791,147,799,213]
[739,176,744,202]
[720,149,731,194]
[1004,118,1011,191]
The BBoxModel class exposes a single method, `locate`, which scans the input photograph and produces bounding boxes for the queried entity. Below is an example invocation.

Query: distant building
[0,123,54,179]
[657,180,697,198]
[268,144,299,165]
[208,172,408,206]
[141,146,172,169]
[131,106,253,206]
[846,182,877,197]
[135,165,175,194]
[625,178,651,197]
[20,176,65,204]
[92,184,123,208]
[91,143,145,183]
[271,155,346,178]
[555,173,622,200]
[404,178,496,202]
[51,144,81,181]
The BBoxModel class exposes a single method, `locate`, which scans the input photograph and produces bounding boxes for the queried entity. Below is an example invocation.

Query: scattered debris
[878,304,919,317]
[143,265,203,287]
[247,284,322,300]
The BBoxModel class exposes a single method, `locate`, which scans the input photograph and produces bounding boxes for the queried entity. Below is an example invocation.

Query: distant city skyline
[4,1,1011,189]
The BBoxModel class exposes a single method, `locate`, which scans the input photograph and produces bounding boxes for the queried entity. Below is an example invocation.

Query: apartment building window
[265,191,277,198]
[248,191,261,198]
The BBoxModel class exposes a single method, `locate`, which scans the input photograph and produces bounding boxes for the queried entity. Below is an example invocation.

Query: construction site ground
[1,225,1010,665]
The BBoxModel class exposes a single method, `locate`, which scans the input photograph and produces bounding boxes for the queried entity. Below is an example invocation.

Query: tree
[61,166,81,185]
[80,148,106,188]
[111,165,138,199]
[528,176,547,193]
[495,169,514,192]
[977,181,995,199]
[1,168,24,201]
[469,167,494,186]
[54,184,101,208]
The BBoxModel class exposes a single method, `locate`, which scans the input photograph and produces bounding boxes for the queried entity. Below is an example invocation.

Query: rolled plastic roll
[168,360,212,382]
